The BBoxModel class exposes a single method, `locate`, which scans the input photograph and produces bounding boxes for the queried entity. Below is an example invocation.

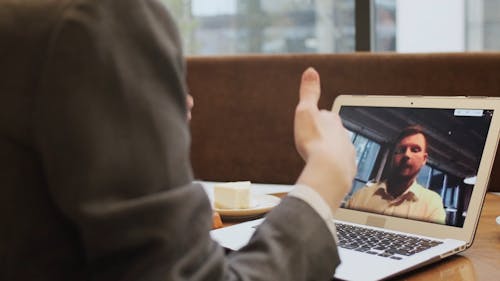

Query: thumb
[299,67,321,107]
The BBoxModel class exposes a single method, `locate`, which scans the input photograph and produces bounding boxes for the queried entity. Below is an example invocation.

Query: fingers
[187,94,194,110]
[186,94,194,121]
[299,67,321,108]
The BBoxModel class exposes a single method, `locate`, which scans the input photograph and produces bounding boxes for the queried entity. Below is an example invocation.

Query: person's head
[389,125,428,181]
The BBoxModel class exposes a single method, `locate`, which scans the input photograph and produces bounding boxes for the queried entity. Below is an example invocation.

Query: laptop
[211,95,500,281]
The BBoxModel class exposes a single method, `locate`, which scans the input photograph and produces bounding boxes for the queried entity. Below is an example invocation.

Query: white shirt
[288,184,338,241]
[346,180,446,224]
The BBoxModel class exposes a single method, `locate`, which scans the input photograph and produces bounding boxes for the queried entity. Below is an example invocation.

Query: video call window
[340,106,493,228]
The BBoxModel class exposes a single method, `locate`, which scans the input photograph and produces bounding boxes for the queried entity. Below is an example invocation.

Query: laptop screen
[339,106,493,228]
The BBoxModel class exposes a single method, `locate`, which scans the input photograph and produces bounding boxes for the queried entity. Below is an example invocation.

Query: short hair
[392,125,428,152]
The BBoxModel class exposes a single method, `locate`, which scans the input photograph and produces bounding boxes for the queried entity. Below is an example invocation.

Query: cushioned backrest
[187,53,500,191]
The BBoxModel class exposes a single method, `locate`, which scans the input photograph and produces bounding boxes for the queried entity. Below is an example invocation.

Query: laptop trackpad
[366,216,386,228]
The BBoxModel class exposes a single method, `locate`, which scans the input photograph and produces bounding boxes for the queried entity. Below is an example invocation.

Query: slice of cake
[214,181,251,209]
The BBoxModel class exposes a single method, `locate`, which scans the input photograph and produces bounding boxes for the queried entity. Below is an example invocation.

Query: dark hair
[392,125,428,152]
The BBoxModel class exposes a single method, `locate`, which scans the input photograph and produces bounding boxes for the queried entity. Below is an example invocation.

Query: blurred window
[160,0,500,55]
[161,0,355,55]
[350,132,381,195]
[373,0,500,52]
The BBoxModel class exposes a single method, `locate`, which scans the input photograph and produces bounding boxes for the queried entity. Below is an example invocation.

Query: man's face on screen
[391,133,428,179]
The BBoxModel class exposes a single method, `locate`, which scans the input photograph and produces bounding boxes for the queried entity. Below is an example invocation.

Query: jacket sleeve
[34,0,339,280]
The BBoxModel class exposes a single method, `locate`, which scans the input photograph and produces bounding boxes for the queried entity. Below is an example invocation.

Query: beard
[391,162,420,181]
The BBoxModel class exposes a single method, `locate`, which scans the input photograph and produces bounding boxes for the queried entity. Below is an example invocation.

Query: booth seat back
[187,53,500,192]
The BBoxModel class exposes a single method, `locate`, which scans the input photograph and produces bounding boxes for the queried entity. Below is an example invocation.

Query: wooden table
[218,192,500,280]
[394,192,500,281]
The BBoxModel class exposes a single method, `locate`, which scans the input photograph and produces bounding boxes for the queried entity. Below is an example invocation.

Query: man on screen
[346,125,446,224]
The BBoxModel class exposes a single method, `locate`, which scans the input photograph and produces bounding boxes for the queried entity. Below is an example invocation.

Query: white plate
[214,194,281,219]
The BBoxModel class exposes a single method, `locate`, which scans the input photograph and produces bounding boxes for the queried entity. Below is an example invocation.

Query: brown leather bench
[187,53,500,192]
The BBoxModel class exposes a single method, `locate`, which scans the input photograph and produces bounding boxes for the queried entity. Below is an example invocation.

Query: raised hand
[294,68,357,210]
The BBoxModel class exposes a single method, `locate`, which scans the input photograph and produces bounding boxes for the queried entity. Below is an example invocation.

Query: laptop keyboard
[336,223,443,260]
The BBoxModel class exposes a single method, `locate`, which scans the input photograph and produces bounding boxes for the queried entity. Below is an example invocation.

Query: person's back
[1,1,199,279]
[1,1,86,279]
[1,1,357,280]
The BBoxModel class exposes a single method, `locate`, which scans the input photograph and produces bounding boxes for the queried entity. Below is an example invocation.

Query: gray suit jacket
[0,0,340,280]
